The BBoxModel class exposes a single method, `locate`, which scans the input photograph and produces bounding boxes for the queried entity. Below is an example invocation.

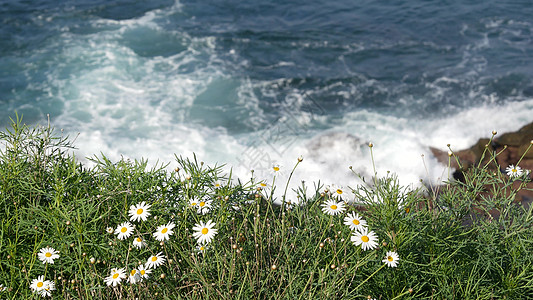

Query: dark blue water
[1,0,533,186]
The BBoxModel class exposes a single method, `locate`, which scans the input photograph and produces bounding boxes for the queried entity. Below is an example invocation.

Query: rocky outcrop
[430,121,533,207]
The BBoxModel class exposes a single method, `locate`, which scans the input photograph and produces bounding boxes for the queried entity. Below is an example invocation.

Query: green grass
[1,115,532,299]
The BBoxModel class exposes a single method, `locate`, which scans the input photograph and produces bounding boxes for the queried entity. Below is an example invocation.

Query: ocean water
[2,0,533,194]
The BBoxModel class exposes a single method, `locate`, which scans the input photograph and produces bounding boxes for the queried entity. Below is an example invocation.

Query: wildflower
[30,275,46,293]
[213,180,222,189]
[153,222,175,241]
[128,201,151,222]
[196,244,208,254]
[106,227,114,234]
[351,228,379,251]
[137,264,152,280]
[37,247,60,264]
[115,221,135,240]
[271,163,283,176]
[104,267,127,286]
[0,283,6,292]
[196,197,213,215]
[132,237,147,249]
[506,165,523,177]
[343,212,367,231]
[329,185,347,199]
[192,220,218,244]
[128,269,141,284]
[145,252,166,269]
[382,251,400,268]
[321,199,346,215]
[39,280,55,298]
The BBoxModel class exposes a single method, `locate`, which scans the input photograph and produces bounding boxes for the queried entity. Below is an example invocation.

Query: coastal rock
[430,121,533,206]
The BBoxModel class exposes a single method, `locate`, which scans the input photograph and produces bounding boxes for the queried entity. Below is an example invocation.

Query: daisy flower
[192,220,218,244]
[0,284,7,292]
[343,212,367,231]
[128,269,141,284]
[189,198,199,207]
[382,251,400,268]
[115,222,135,240]
[145,252,166,269]
[213,180,222,189]
[39,280,55,298]
[106,227,114,234]
[195,244,209,254]
[506,164,523,177]
[329,184,348,199]
[128,201,151,222]
[104,267,127,286]
[132,237,147,249]
[153,222,175,241]
[271,163,283,176]
[321,199,346,215]
[37,247,60,264]
[30,275,46,293]
[137,264,152,280]
[196,197,213,215]
[351,227,379,251]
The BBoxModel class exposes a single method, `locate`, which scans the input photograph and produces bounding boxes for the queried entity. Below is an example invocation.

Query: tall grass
[1,115,532,299]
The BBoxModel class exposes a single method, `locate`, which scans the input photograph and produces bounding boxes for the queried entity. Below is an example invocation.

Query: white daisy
[30,275,46,293]
[189,198,199,208]
[329,184,348,199]
[382,251,400,268]
[128,201,151,222]
[213,180,222,189]
[137,264,152,280]
[128,269,141,284]
[0,283,7,292]
[145,252,166,269]
[351,227,379,251]
[195,244,209,254]
[132,237,147,249]
[343,212,367,231]
[39,280,55,297]
[321,199,346,215]
[153,222,175,241]
[115,222,135,240]
[196,197,213,215]
[37,247,60,264]
[192,220,218,244]
[271,163,283,176]
[506,164,523,177]
[106,227,114,234]
[104,267,127,286]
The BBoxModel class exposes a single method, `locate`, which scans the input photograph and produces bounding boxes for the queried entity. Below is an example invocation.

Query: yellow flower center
[192,202,197,206]
[199,201,205,207]
[200,246,205,251]
[45,252,52,257]
[162,228,168,234]
[352,219,360,225]
[202,228,209,235]
[140,270,145,275]
[405,207,410,213]
[361,236,369,243]
[137,208,143,215]
[152,256,158,262]
[37,282,43,288]
[273,166,280,172]
[131,270,137,276]
[260,183,267,187]
[512,168,517,172]
[121,227,127,233]
[330,205,337,210]
[136,237,142,242]
[336,189,343,194]
[113,273,119,279]
[388,256,394,262]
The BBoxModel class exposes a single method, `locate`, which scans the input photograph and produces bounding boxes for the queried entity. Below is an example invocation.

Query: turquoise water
[2,0,533,189]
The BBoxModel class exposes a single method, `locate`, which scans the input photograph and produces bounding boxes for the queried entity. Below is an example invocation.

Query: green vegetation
[1,115,532,299]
